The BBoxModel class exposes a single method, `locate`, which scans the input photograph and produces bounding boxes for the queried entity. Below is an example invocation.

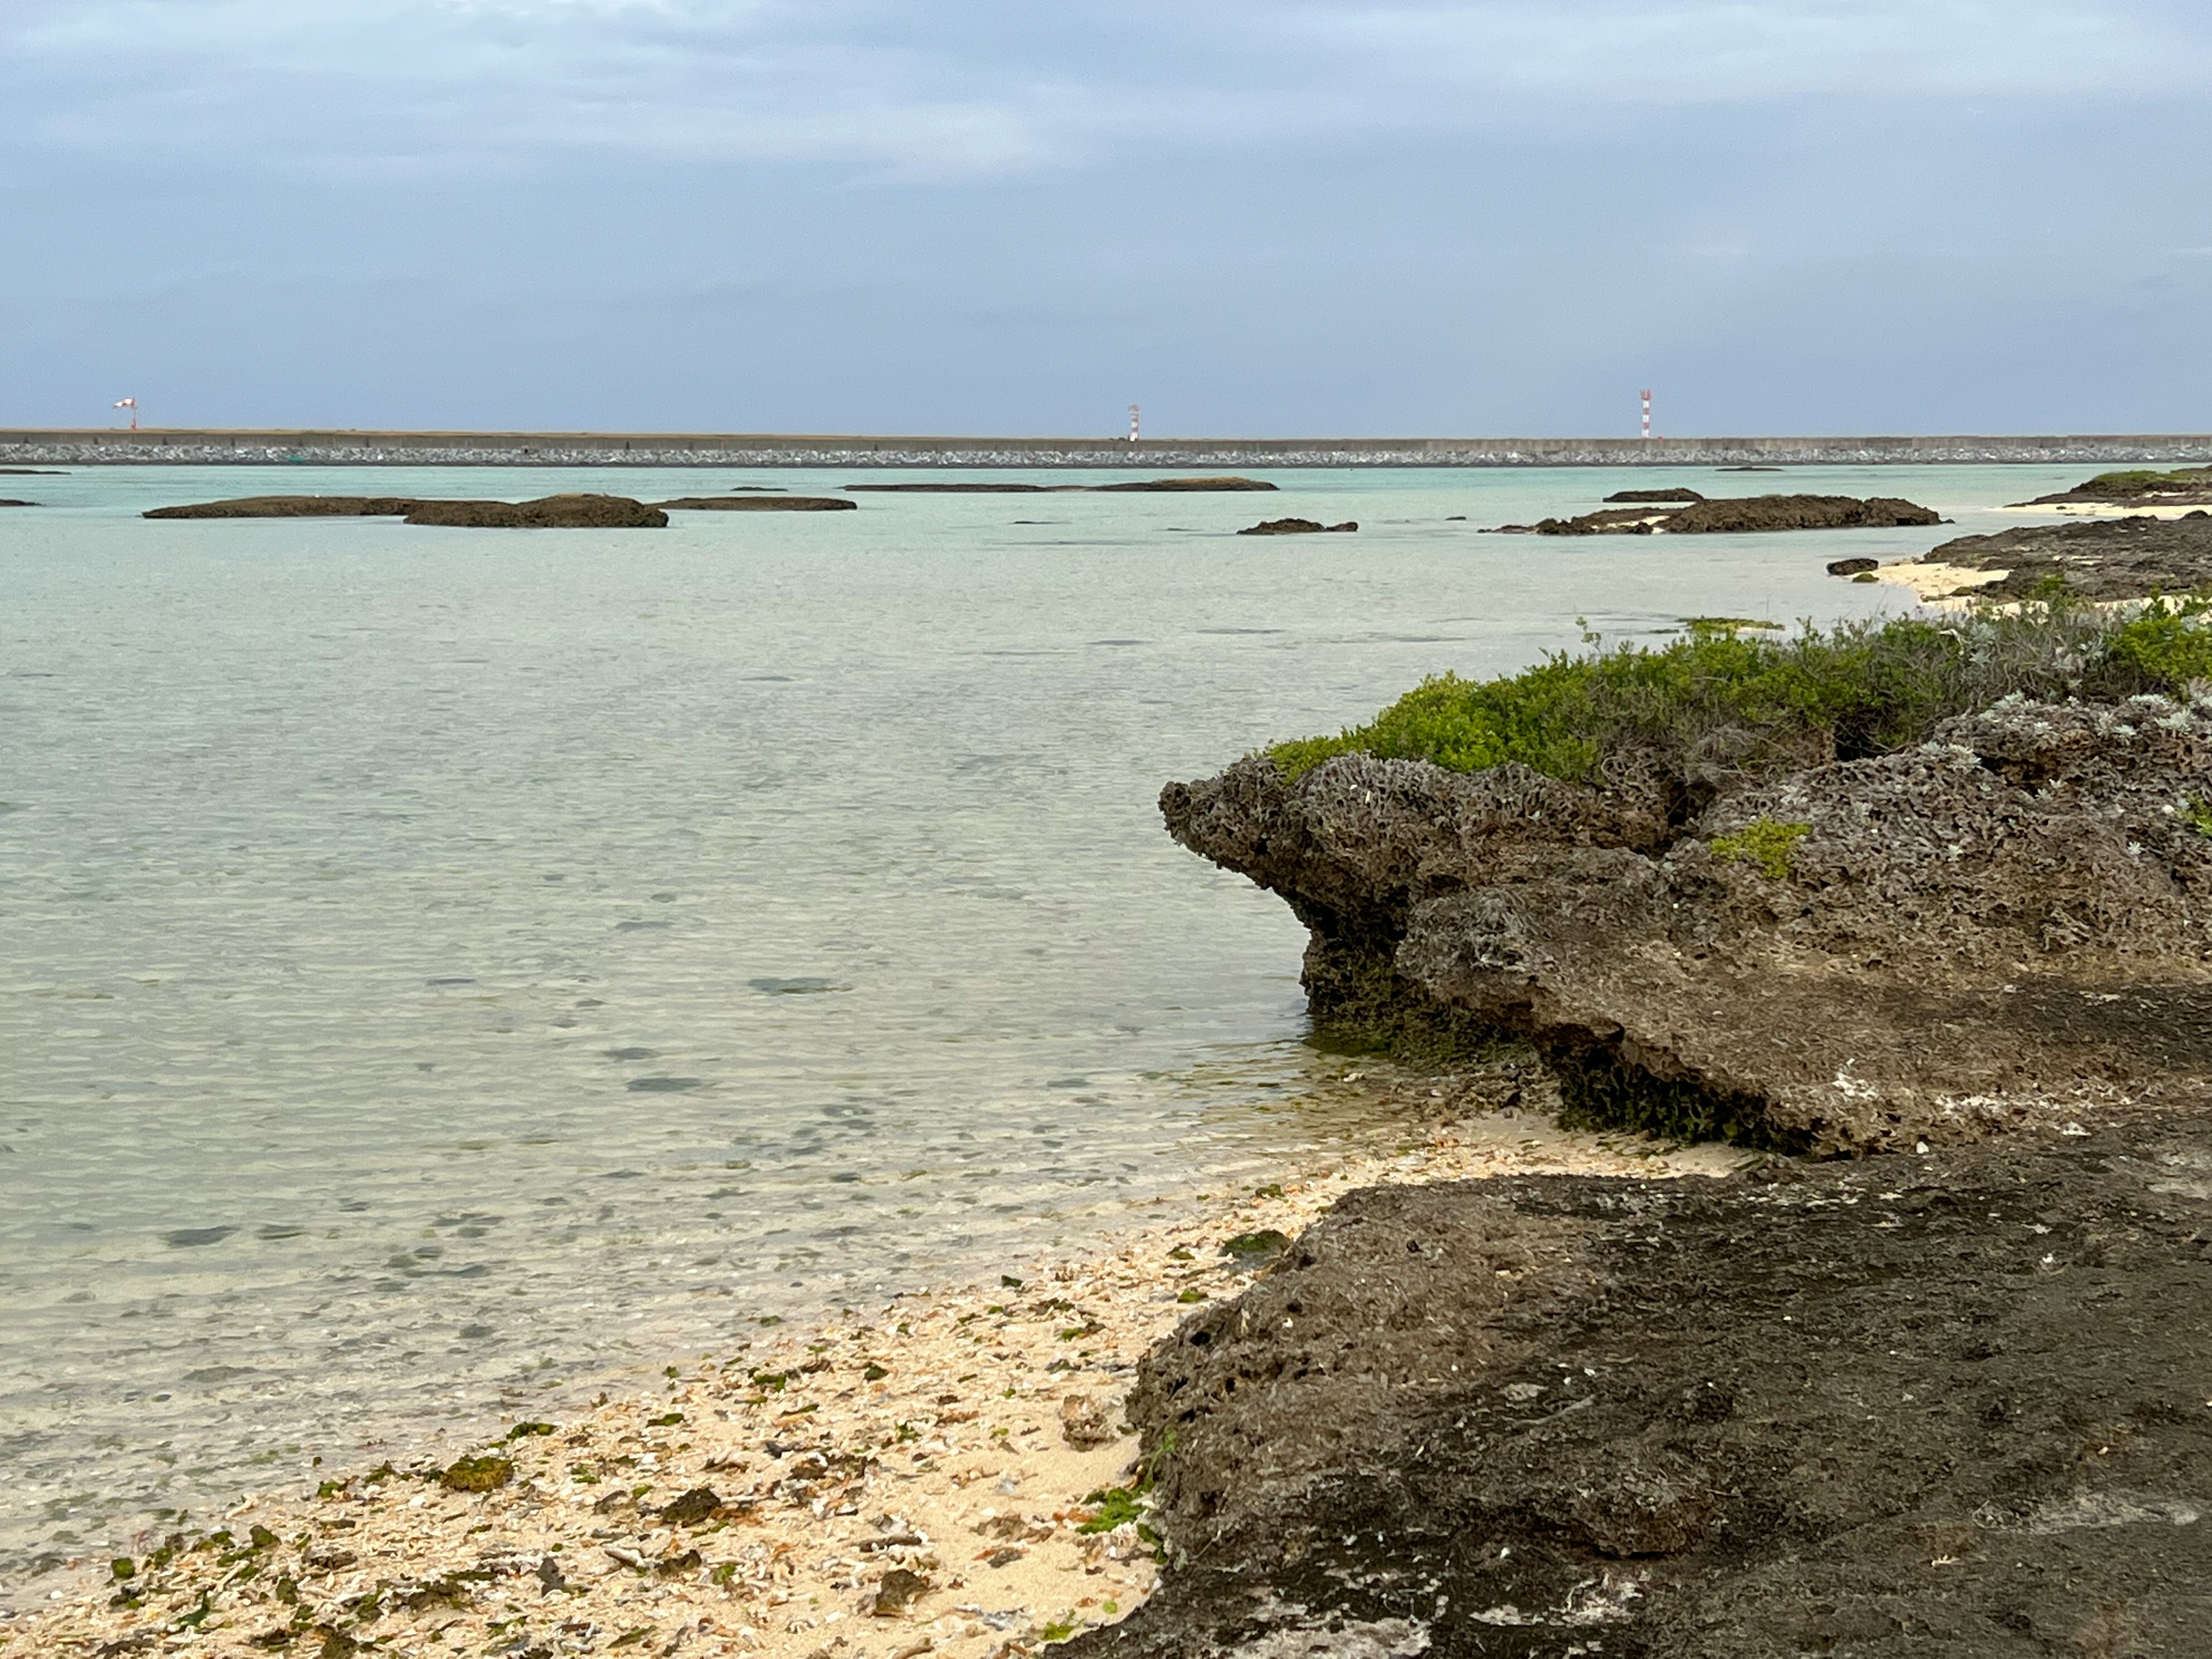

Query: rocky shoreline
[1889,511,2212,604]
[1112,584,2212,1653]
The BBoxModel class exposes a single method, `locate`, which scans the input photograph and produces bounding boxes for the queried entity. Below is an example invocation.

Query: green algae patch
[2184,797,2212,838]
[1219,1229,1292,1264]
[438,1453,514,1493]
[1711,819,1812,880]
[1078,1487,1148,1533]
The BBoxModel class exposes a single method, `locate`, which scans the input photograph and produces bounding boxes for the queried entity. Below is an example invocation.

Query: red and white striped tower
[1128,404,1141,442]
[1640,389,1652,441]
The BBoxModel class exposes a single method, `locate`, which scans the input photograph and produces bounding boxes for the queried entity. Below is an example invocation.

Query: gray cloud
[2,2,2207,431]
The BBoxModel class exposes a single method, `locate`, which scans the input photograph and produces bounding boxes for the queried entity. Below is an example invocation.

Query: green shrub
[2106,597,2212,691]
[1267,601,2198,789]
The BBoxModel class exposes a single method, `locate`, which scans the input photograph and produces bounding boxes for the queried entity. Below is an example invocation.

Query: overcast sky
[4,1,2209,435]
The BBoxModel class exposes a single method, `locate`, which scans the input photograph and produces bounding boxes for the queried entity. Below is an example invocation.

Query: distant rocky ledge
[655,495,854,512]
[1495,493,1942,536]
[843,476,1277,493]
[2017,464,2212,509]
[142,493,872,525]
[1237,517,1358,536]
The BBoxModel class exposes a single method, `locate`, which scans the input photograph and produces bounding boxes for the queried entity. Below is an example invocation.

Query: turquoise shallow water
[0,461,2083,1585]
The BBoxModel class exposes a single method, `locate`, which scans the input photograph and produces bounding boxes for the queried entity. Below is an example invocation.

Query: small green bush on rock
[2107,597,2212,691]
[1711,819,1812,880]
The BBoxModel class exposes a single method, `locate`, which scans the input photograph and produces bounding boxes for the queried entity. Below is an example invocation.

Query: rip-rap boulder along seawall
[1162,694,2212,1155]
[9,429,2212,468]
[1066,1118,2212,1659]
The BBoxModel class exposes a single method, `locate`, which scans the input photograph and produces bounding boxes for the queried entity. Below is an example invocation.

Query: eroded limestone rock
[1164,695,2212,1151]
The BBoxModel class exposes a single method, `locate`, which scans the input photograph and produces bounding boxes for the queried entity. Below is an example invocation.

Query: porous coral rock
[1165,695,2212,1152]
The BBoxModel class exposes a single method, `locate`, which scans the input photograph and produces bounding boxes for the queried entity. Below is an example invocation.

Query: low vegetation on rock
[1266,603,2202,787]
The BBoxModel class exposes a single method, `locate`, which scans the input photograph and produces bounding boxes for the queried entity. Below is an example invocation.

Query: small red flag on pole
[114,397,138,431]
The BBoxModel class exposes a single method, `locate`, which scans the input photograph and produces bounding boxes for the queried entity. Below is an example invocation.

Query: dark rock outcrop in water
[1666,493,1940,532]
[654,495,855,512]
[1827,556,1880,575]
[1161,692,2212,1154]
[1920,511,2212,601]
[146,494,668,527]
[1237,518,1358,536]
[403,495,666,528]
[843,476,1277,494]
[1502,494,1942,536]
[1091,476,1277,492]
[0,498,37,507]
[145,495,422,519]
[1068,1118,2212,1659]
[1603,487,1705,503]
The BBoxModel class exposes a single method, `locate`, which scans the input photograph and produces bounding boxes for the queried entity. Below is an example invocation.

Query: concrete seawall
[5,429,2211,469]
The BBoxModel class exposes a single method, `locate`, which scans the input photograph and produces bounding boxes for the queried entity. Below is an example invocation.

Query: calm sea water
[0,460,2082,1586]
